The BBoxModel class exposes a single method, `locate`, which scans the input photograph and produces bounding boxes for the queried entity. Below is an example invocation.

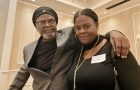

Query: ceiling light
[32,0,36,1]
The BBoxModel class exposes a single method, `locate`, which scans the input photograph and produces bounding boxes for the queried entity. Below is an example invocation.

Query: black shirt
[67,36,115,90]
[28,38,57,73]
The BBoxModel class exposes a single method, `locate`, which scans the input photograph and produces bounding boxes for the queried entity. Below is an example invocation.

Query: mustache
[42,27,56,32]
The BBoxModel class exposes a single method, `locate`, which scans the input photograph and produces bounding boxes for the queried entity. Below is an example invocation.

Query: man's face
[35,14,57,41]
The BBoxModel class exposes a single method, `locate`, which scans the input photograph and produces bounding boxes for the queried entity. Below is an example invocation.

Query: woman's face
[74,15,98,45]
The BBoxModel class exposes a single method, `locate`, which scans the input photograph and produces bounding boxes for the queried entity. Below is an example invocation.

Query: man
[9,6,130,90]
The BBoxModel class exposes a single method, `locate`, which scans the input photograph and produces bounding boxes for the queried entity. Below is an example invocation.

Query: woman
[67,8,140,90]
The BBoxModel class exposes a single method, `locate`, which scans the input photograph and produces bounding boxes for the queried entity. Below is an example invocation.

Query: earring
[75,34,77,38]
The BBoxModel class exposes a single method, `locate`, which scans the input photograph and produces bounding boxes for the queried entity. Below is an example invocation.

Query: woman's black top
[67,36,115,90]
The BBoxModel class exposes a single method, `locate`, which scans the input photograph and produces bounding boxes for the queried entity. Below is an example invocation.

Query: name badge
[91,54,106,64]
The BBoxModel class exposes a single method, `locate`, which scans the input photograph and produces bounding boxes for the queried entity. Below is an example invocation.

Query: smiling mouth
[43,29,56,33]
[46,30,54,33]
[79,35,89,38]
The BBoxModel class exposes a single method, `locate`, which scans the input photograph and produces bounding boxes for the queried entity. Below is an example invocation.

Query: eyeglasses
[35,19,56,25]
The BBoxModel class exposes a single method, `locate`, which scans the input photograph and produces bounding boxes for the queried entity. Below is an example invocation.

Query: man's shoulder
[57,26,74,32]
[24,39,39,50]
[57,26,75,37]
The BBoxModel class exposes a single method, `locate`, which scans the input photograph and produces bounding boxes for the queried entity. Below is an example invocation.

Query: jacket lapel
[26,38,40,66]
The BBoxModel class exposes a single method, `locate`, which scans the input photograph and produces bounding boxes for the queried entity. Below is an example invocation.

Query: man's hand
[110,30,130,58]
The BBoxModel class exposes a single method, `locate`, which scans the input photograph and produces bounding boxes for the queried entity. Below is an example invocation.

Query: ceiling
[19,0,140,18]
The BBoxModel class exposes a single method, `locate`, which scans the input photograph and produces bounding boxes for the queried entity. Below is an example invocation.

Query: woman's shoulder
[97,35,112,54]
[99,35,112,47]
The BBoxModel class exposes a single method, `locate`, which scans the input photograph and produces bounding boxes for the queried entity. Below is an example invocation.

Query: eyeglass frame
[35,18,56,26]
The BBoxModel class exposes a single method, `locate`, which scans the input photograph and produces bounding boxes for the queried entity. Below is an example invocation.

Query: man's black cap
[32,6,58,26]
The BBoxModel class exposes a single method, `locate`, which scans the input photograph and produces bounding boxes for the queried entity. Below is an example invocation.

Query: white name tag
[91,54,106,64]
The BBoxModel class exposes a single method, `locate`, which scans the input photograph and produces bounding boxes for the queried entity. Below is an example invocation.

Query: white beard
[42,31,56,42]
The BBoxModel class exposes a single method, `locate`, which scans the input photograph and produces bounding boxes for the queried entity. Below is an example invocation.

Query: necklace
[73,35,99,90]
